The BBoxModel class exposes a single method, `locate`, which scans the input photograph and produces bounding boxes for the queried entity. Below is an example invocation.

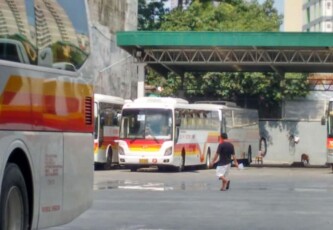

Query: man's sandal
[226,180,230,190]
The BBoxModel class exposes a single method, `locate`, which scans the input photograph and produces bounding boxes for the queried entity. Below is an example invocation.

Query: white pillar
[137,63,146,98]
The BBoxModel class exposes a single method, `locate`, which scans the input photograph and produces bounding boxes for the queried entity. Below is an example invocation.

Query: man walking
[210,133,239,191]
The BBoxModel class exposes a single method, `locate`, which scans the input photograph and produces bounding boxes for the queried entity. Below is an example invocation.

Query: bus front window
[120,109,172,139]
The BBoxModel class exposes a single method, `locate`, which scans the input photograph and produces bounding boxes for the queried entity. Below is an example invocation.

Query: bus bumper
[327,152,333,163]
[118,155,173,166]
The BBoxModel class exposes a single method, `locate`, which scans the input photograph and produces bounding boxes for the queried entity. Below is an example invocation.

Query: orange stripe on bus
[0,75,93,132]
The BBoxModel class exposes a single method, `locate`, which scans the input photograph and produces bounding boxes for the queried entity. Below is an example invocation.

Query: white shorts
[216,164,231,178]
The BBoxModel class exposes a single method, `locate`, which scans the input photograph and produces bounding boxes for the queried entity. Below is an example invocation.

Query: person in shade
[210,133,239,191]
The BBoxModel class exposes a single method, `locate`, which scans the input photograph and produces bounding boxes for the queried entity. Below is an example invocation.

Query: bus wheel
[130,166,138,172]
[178,152,185,172]
[158,166,168,172]
[104,151,112,170]
[0,163,29,230]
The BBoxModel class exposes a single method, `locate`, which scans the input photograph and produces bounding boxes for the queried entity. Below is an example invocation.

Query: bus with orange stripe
[94,94,126,170]
[117,97,262,172]
[326,98,333,172]
[0,0,93,229]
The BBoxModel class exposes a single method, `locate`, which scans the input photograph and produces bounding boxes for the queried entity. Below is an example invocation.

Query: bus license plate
[139,159,148,164]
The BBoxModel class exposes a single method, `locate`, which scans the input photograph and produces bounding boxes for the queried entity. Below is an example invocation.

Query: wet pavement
[48,166,333,230]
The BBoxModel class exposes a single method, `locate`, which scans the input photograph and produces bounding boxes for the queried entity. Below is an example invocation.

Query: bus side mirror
[175,118,181,127]
[321,116,326,126]
[100,113,105,126]
[175,127,180,143]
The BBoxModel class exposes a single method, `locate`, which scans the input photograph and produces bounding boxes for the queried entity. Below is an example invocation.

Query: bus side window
[113,112,121,126]
[35,0,90,70]
[100,112,105,127]
[181,112,187,128]
[0,42,21,63]
[198,112,203,129]
[206,111,212,129]
[0,38,35,64]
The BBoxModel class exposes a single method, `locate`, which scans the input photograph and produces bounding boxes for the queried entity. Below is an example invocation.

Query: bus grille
[85,96,93,125]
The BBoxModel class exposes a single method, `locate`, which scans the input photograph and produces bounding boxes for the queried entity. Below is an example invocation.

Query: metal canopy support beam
[134,48,333,74]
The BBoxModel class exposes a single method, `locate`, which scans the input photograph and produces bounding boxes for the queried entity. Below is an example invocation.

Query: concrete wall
[259,120,326,166]
[84,0,138,99]
[259,91,333,166]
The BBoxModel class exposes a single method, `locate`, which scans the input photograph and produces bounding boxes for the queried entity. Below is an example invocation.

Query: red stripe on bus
[0,76,93,132]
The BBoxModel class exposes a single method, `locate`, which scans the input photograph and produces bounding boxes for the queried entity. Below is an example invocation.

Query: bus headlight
[164,147,172,156]
[118,147,125,155]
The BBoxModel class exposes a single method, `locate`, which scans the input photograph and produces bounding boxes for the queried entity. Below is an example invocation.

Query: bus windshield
[120,109,172,140]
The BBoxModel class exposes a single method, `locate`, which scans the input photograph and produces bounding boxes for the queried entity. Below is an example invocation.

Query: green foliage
[138,0,169,30]
[160,0,282,31]
[184,72,309,102]
[145,68,182,96]
[139,0,309,116]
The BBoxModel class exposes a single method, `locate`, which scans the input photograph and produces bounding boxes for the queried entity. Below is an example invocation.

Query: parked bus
[327,98,333,171]
[117,97,262,171]
[94,94,126,169]
[0,0,94,229]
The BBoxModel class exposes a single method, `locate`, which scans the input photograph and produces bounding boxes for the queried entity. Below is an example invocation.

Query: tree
[141,0,309,118]
[160,0,282,31]
[138,0,169,31]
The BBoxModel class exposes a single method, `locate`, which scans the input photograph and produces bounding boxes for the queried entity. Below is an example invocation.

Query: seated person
[144,126,154,139]
[161,126,171,139]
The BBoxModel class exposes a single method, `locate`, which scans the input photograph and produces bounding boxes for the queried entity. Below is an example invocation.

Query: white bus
[326,98,333,171]
[117,97,263,171]
[0,0,93,229]
[94,94,126,170]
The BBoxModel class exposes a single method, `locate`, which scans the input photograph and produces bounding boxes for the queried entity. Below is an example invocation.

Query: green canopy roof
[117,31,333,75]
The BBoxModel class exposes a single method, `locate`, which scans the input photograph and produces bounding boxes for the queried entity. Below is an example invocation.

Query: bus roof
[194,100,237,107]
[189,103,258,112]
[124,97,258,112]
[94,94,126,105]
[133,97,188,104]
[123,97,188,109]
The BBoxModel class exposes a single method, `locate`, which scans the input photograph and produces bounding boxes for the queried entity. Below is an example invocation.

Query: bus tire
[0,163,29,230]
[130,166,138,172]
[103,149,112,170]
[158,166,168,172]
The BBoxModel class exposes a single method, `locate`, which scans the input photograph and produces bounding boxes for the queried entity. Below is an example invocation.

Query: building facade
[284,0,303,31]
[84,0,138,100]
[303,0,333,32]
